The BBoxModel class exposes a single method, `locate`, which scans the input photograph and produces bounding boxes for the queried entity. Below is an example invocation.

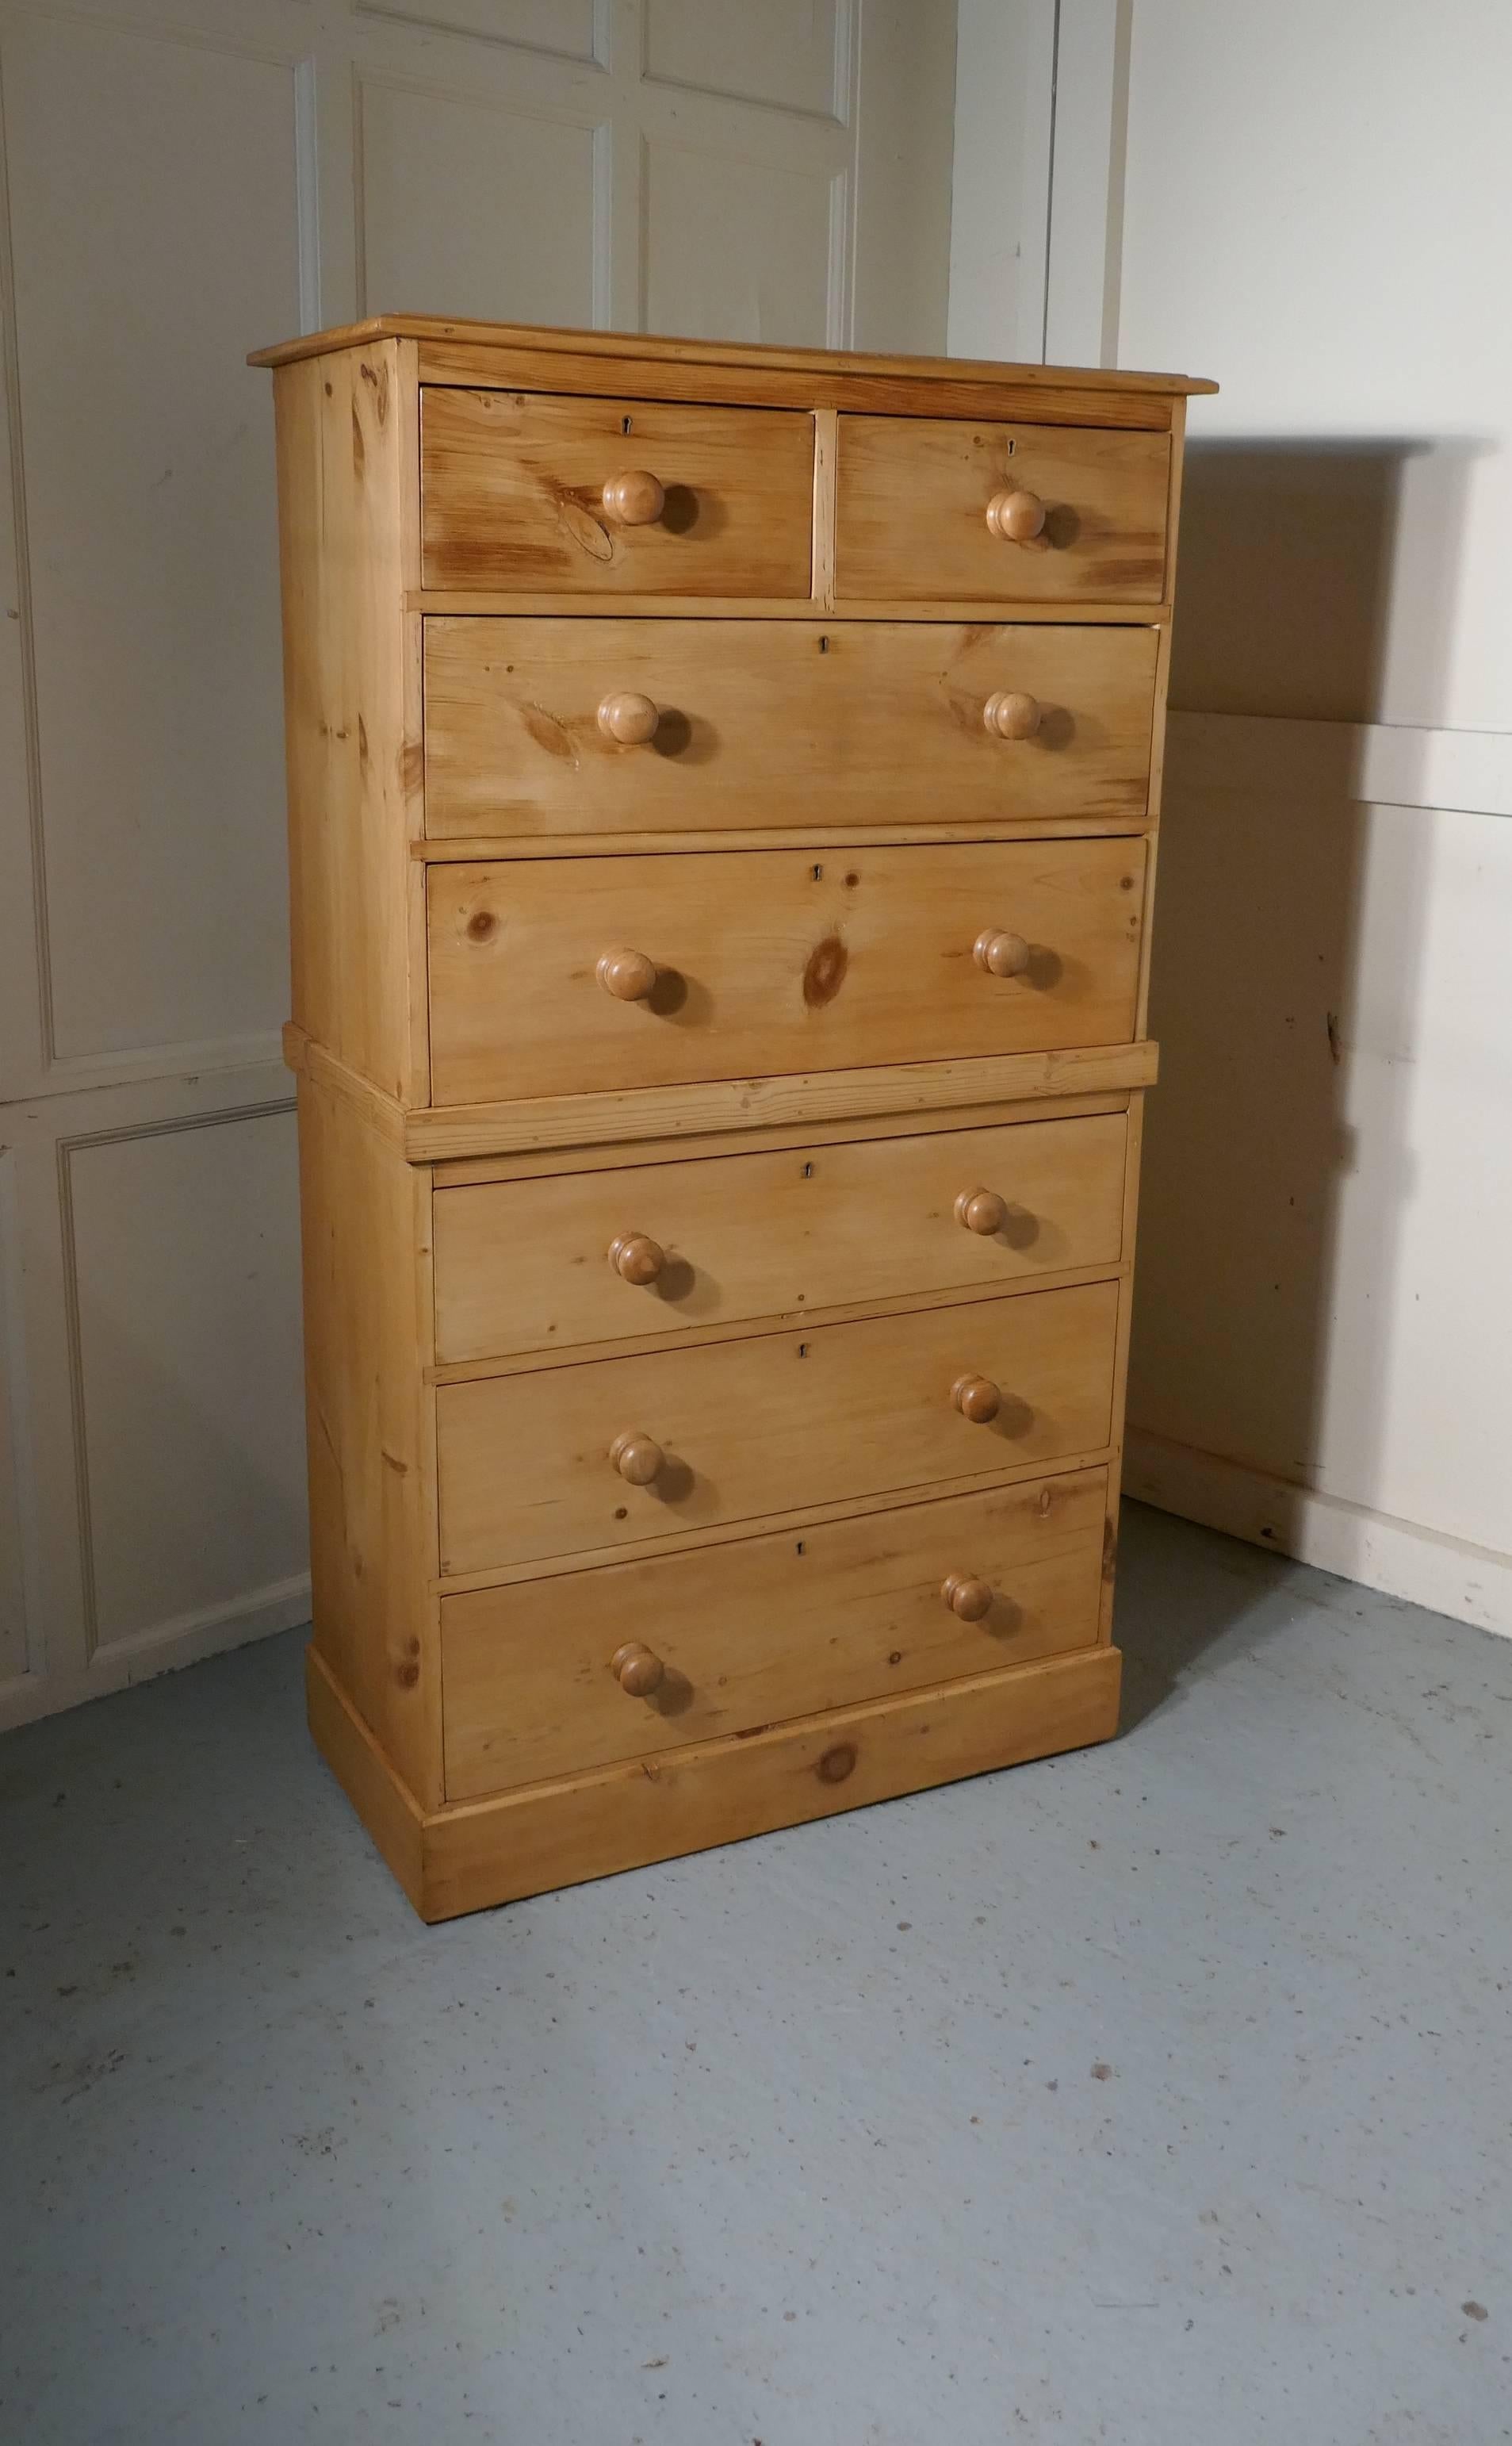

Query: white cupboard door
[0,0,959,1726]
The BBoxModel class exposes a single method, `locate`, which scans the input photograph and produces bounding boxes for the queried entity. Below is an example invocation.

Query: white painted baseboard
[1125,1428,1512,1641]
[0,1573,312,1732]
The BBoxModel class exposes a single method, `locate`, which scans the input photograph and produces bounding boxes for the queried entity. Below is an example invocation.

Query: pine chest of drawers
[251,315,1212,1922]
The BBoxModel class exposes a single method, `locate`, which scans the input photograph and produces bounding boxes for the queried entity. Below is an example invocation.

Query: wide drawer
[419,389,813,596]
[442,1465,1110,1798]
[422,618,1158,837]
[835,416,1170,603]
[427,838,1146,1106]
[436,1280,1119,1574]
[434,1110,1129,1363]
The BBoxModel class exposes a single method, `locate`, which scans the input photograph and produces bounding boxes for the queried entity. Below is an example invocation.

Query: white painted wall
[946,0,1053,361]
[0,0,958,1727]
[1108,2,1512,1631]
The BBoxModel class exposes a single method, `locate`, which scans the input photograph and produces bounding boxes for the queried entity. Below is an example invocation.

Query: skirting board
[1125,1428,1512,1641]
[0,1573,312,1732]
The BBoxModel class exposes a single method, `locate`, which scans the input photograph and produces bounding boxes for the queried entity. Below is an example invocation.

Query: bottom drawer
[441,1465,1109,1800]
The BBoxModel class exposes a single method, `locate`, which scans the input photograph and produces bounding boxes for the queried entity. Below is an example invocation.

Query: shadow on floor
[1114,1495,1304,1733]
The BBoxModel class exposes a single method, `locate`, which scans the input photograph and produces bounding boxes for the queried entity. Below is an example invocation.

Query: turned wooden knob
[986,487,1047,542]
[597,690,660,745]
[610,1429,664,1486]
[608,1231,665,1286]
[942,1570,994,1622]
[983,689,1042,740]
[951,1372,1001,1424]
[955,1187,1008,1236]
[611,1640,665,1696]
[974,927,1032,979]
[601,470,665,527]
[596,947,657,1002]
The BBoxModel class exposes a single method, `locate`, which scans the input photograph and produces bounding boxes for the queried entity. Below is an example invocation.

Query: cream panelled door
[0,0,957,1727]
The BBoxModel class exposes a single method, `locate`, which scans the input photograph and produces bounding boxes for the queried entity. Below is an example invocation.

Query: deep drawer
[835,415,1169,603]
[426,838,1146,1106]
[435,1279,1120,1574]
[419,387,814,596]
[433,1110,1129,1363]
[421,617,1158,837]
[441,1465,1110,1798]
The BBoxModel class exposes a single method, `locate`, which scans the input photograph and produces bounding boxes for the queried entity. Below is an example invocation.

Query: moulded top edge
[247,312,1218,397]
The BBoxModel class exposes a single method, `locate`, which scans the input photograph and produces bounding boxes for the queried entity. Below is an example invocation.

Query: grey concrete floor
[2,1502,1510,2446]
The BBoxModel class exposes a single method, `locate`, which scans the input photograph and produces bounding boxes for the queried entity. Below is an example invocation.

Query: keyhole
[801,1162,813,1179]
[621,413,634,434]
[811,864,823,881]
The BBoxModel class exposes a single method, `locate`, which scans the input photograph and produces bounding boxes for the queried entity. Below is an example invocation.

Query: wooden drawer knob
[610,1429,664,1486]
[602,470,666,527]
[973,927,1031,979]
[597,689,660,745]
[955,1187,1008,1236]
[609,1231,665,1286]
[941,1570,994,1622]
[951,1372,1001,1424]
[596,947,657,1002]
[611,1639,665,1696]
[986,487,1047,542]
[982,689,1041,740]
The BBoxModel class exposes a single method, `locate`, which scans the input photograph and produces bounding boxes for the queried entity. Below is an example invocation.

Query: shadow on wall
[1125,436,1478,1573]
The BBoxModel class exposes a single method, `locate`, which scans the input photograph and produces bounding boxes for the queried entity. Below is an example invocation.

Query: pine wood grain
[273,341,424,1101]
[298,1072,442,1807]
[420,388,813,596]
[431,1089,1130,1187]
[433,1444,1119,1597]
[415,348,1186,427]
[418,1644,1123,1918]
[400,1039,1160,1161]
[836,415,1169,603]
[258,318,1205,1919]
[426,838,1146,1106]
[250,312,1216,395]
[442,1466,1109,1796]
[410,592,1170,623]
[435,1279,1117,1574]
[410,815,1155,859]
[423,618,1158,837]
[433,1110,1128,1362]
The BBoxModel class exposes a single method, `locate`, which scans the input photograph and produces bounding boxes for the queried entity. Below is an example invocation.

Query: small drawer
[835,416,1170,603]
[426,838,1146,1107]
[436,1280,1118,1574]
[434,1111,1129,1363]
[423,616,1158,837]
[419,389,813,596]
[441,1465,1110,1798]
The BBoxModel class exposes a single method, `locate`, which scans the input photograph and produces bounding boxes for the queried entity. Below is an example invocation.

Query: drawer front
[427,838,1146,1107]
[442,1466,1110,1797]
[835,416,1170,603]
[437,1281,1118,1574]
[423,618,1158,838]
[434,1112,1129,1363]
[419,389,813,596]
